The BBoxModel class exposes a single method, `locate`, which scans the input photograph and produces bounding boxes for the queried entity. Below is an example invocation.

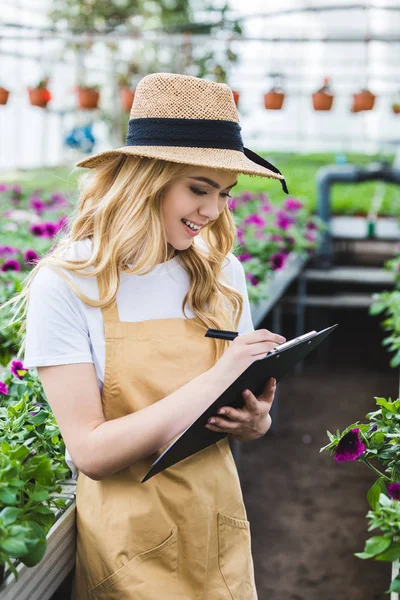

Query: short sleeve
[225,253,255,334]
[23,266,94,369]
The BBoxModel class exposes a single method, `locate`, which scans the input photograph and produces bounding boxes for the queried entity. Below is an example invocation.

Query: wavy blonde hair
[3,154,245,365]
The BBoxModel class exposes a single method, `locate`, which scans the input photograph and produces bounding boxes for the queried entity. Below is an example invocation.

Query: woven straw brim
[75,145,284,181]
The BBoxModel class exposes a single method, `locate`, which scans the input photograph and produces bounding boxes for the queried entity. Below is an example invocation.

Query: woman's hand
[205,377,276,442]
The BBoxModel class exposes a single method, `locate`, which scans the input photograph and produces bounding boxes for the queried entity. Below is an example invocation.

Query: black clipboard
[142,323,338,482]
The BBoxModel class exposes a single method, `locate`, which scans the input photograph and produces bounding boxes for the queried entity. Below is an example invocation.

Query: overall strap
[96,271,120,323]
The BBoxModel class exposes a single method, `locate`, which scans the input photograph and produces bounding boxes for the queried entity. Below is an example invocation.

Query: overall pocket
[88,526,179,600]
[217,513,257,600]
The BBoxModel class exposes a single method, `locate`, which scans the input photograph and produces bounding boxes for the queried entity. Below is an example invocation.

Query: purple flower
[0,245,18,256]
[261,203,272,213]
[55,215,68,234]
[241,192,252,202]
[244,214,266,227]
[29,404,41,417]
[1,259,21,272]
[275,210,295,231]
[284,197,303,212]
[270,234,283,242]
[0,184,8,192]
[237,227,245,245]
[228,198,237,211]
[334,428,366,462]
[238,252,252,262]
[44,222,57,237]
[246,272,260,286]
[0,382,9,395]
[388,484,400,500]
[270,252,289,271]
[24,249,40,265]
[50,192,68,207]
[368,423,378,434]
[10,360,27,379]
[30,223,45,237]
[29,196,46,214]
[306,221,318,231]
[286,236,296,246]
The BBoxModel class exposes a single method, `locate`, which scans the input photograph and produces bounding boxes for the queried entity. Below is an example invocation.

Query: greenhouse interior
[0,1,400,599]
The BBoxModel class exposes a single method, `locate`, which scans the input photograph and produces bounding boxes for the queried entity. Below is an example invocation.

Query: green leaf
[388,574,400,593]
[367,478,387,511]
[375,540,400,561]
[0,538,28,558]
[0,507,23,526]
[29,489,50,502]
[364,535,392,557]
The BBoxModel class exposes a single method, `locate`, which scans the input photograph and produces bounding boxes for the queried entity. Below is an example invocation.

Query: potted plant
[27,78,51,108]
[117,61,140,113]
[76,84,100,110]
[0,86,10,106]
[212,61,240,107]
[351,88,376,112]
[264,73,285,110]
[312,77,334,111]
[393,104,400,115]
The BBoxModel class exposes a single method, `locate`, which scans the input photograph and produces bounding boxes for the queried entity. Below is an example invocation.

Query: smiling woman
[2,72,287,600]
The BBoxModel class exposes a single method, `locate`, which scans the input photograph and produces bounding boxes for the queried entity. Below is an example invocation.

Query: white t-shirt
[23,237,254,479]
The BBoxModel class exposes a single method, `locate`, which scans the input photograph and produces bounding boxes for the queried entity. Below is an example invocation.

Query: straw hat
[76,72,288,193]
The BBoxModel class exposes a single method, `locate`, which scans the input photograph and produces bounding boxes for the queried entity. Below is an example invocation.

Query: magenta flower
[0,382,9,395]
[241,192,252,202]
[275,210,295,231]
[0,245,18,256]
[55,215,68,233]
[10,360,27,379]
[261,203,272,213]
[24,249,40,265]
[388,484,400,500]
[246,272,260,286]
[270,252,289,270]
[44,222,57,237]
[0,184,8,192]
[334,428,366,462]
[228,198,237,211]
[237,227,245,245]
[244,214,265,227]
[29,196,46,214]
[30,223,45,236]
[284,198,303,212]
[306,221,318,231]
[238,252,252,262]
[1,259,21,272]
[50,192,68,207]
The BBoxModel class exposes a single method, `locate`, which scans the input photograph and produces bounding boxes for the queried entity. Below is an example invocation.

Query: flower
[368,423,378,434]
[270,252,289,271]
[228,198,237,211]
[0,245,18,256]
[0,382,9,395]
[236,227,245,245]
[388,483,400,500]
[238,252,252,262]
[50,192,68,207]
[284,197,304,212]
[246,272,260,286]
[305,231,315,242]
[44,222,58,237]
[306,221,318,231]
[10,360,28,379]
[30,223,45,236]
[241,192,253,202]
[275,210,295,231]
[0,184,8,192]
[270,234,283,242]
[29,195,47,214]
[334,428,366,462]
[244,214,266,227]
[1,259,21,272]
[29,404,42,417]
[25,249,40,265]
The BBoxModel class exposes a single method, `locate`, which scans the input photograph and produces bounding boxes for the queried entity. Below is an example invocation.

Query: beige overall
[71,273,258,600]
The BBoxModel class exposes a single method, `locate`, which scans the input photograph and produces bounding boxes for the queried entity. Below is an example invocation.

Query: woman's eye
[190,187,231,199]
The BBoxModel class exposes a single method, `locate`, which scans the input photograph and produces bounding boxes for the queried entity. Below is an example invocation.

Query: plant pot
[119,86,135,113]
[28,88,51,108]
[351,90,375,112]
[77,88,100,110]
[392,105,400,115]
[232,90,240,107]
[0,88,10,105]
[312,91,334,111]
[264,90,285,110]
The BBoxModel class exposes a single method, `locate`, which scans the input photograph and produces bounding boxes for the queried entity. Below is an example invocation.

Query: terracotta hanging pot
[119,86,135,113]
[0,87,10,105]
[232,90,240,107]
[28,87,52,108]
[77,87,100,110]
[264,89,285,110]
[392,104,400,115]
[351,89,375,112]
[312,79,334,111]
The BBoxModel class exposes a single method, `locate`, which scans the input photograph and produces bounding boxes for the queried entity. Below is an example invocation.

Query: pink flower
[1,259,21,272]
[306,231,315,242]
[244,214,265,227]
[270,252,289,271]
[284,198,303,212]
[43,222,57,238]
[246,272,260,286]
[30,223,45,236]
[237,227,245,245]
[306,221,317,231]
[255,231,265,240]
[0,184,8,192]
[29,196,46,214]
[0,382,9,395]
[275,210,295,231]
[0,246,18,256]
[24,249,40,265]
[238,252,252,262]
[228,198,237,211]
[241,192,253,202]
[10,360,27,379]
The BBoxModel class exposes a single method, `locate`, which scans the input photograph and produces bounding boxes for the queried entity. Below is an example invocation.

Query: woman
[11,73,287,599]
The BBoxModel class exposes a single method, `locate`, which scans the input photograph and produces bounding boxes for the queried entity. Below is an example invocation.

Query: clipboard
[142,323,338,482]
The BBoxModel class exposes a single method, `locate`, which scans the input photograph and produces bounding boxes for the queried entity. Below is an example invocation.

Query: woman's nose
[198,199,220,221]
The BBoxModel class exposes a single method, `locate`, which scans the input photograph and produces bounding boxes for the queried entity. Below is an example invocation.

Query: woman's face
[161,166,238,253]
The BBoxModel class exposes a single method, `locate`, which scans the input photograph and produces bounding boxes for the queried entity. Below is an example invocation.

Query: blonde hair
[2,154,244,365]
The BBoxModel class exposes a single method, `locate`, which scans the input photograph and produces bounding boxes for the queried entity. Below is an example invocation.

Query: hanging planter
[28,78,51,108]
[77,85,100,110]
[119,86,135,113]
[351,89,376,112]
[264,89,285,110]
[232,90,240,107]
[312,77,334,111]
[0,87,10,105]
[264,73,285,110]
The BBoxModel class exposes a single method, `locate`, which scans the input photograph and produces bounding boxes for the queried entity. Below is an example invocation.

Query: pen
[205,329,239,341]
